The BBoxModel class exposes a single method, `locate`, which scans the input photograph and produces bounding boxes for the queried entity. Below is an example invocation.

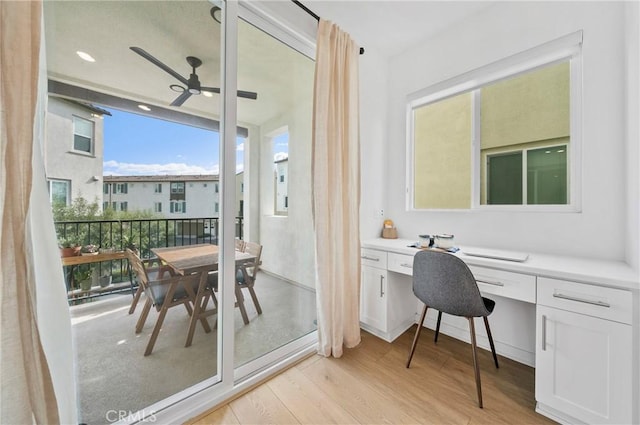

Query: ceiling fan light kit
[129,46,257,107]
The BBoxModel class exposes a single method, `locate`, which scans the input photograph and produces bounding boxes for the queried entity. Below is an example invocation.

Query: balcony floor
[70,272,317,425]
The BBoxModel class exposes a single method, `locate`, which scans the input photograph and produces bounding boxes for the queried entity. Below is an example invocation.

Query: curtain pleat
[313,19,361,358]
[1,1,61,423]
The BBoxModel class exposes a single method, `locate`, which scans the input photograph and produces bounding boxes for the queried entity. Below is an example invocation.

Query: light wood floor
[188,327,556,425]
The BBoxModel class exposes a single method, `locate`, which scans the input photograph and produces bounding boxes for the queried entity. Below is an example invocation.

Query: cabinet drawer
[361,248,387,269]
[388,252,415,276]
[468,265,536,304]
[537,277,632,324]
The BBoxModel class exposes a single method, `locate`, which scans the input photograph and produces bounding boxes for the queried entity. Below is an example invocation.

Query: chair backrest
[126,248,150,289]
[412,250,490,317]
[243,241,262,272]
[235,239,246,252]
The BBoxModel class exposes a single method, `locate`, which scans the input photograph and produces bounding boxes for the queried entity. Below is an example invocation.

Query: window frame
[72,115,95,155]
[48,179,71,206]
[406,31,583,212]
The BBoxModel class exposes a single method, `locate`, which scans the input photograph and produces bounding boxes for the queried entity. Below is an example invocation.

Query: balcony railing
[55,217,243,303]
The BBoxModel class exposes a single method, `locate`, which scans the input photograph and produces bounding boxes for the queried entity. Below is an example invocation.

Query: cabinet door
[535,306,632,424]
[360,266,387,333]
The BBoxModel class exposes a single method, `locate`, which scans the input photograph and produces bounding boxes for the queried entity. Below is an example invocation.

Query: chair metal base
[406,304,500,408]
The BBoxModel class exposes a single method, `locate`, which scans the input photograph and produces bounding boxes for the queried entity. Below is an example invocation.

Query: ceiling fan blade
[238,90,258,100]
[170,91,192,107]
[201,86,220,94]
[201,86,257,100]
[130,47,188,86]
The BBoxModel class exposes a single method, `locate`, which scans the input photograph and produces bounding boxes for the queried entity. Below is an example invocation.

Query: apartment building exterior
[45,96,109,206]
[103,173,244,218]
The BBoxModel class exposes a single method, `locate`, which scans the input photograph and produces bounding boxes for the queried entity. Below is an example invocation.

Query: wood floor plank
[190,327,557,425]
[229,384,300,424]
[190,405,240,425]
[300,356,423,424]
[267,366,361,424]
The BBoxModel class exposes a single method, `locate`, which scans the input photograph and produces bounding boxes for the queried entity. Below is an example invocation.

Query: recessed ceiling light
[545,150,551,154]
[557,149,565,153]
[76,51,95,62]
[202,91,213,97]
[138,104,151,111]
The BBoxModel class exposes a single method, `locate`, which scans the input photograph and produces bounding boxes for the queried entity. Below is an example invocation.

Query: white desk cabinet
[360,248,416,342]
[360,238,638,425]
[535,277,633,424]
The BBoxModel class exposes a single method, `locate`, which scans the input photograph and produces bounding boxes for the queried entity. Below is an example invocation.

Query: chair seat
[148,278,199,311]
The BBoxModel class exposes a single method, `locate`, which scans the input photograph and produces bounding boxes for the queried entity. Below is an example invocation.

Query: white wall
[374,2,634,262]
[259,101,315,288]
[45,97,104,204]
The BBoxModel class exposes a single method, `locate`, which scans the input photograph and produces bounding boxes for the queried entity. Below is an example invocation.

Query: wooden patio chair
[126,249,209,356]
[236,241,263,316]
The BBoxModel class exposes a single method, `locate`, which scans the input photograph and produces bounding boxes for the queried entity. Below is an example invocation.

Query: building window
[215,183,219,193]
[203,183,207,188]
[214,202,219,213]
[112,202,117,210]
[115,183,128,194]
[170,182,185,201]
[154,202,162,213]
[73,116,94,153]
[272,130,289,216]
[408,32,581,211]
[171,182,185,193]
[154,183,162,193]
[120,202,128,212]
[486,145,568,205]
[103,183,110,194]
[103,202,109,210]
[48,179,70,206]
[170,201,186,213]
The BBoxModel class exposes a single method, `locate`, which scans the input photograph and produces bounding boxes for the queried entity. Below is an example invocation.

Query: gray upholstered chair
[406,250,499,408]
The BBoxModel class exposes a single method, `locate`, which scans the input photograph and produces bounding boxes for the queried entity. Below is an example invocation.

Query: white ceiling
[43,1,493,127]
[309,1,495,58]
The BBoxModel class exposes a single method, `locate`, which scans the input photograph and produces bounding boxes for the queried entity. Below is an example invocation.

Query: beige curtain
[312,19,361,358]
[0,1,62,423]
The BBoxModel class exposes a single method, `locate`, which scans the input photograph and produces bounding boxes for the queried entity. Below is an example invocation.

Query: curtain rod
[291,0,365,55]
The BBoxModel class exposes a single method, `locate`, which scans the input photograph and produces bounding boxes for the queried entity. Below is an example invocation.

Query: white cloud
[103,160,219,176]
[236,142,244,152]
[273,152,288,162]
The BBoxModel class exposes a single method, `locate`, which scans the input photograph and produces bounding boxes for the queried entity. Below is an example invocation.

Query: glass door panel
[43,1,223,422]
[233,14,317,371]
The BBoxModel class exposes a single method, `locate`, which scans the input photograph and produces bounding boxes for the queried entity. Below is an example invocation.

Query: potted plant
[122,235,138,253]
[98,270,112,288]
[74,268,93,291]
[80,244,99,256]
[59,236,82,257]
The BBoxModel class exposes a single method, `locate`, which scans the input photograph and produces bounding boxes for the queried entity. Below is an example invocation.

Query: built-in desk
[361,238,638,425]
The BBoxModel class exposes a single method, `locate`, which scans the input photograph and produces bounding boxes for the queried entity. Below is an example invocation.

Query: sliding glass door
[44,0,317,422]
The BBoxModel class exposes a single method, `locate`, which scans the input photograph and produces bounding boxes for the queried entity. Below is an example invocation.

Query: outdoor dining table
[151,244,256,347]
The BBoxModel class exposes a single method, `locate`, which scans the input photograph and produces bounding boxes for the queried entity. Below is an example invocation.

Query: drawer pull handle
[541,314,547,351]
[400,263,412,268]
[553,293,610,308]
[380,276,385,297]
[476,279,504,287]
[361,256,380,262]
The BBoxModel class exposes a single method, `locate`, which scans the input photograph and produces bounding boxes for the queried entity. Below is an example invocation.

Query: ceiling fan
[130,46,258,107]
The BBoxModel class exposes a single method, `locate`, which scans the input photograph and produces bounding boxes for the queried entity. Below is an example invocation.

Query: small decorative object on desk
[381,219,398,239]
[434,234,454,249]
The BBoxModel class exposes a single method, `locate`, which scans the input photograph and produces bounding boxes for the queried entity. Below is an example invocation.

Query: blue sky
[103,108,245,176]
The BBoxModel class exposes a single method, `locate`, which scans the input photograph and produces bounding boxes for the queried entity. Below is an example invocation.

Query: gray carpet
[70,272,317,425]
